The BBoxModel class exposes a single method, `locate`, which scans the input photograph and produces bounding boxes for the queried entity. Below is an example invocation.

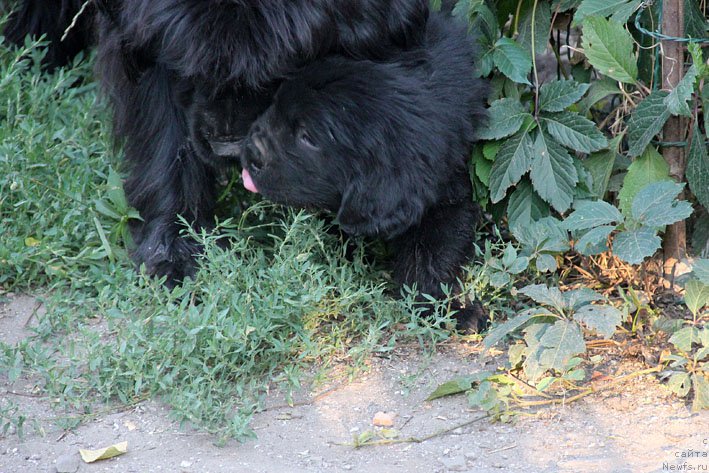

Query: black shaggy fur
[241,13,488,328]
[91,0,432,284]
[3,0,96,71]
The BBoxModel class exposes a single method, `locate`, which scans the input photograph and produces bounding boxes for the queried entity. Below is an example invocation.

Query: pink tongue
[242,168,258,193]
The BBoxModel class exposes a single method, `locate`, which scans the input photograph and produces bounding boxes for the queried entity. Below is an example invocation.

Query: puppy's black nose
[243,124,269,173]
[243,138,265,173]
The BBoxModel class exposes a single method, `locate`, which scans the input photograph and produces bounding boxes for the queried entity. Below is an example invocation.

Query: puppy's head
[241,58,440,239]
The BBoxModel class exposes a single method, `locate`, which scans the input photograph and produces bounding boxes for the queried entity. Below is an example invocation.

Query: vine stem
[331,414,491,448]
[514,365,663,407]
[531,0,540,116]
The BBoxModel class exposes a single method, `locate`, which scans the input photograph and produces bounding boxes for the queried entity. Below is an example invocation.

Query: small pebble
[55,453,79,473]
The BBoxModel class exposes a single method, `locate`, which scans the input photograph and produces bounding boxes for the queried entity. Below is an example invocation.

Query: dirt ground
[1,295,708,473]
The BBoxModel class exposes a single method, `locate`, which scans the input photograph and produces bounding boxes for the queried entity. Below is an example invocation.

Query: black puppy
[241,13,488,328]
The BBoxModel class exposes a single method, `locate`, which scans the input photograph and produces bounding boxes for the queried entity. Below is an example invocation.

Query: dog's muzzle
[208,138,244,158]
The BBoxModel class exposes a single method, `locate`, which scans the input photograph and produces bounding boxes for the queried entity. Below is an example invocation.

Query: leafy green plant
[658,259,708,409]
[426,371,518,421]
[662,326,709,411]
[455,0,707,261]
[483,283,623,385]
[563,180,693,264]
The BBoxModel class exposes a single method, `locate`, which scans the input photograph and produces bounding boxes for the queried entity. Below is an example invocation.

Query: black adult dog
[241,13,488,328]
[4,0,430,283]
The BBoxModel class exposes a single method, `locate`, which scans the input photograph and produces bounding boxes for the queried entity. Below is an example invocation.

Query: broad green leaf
[685,0,708,42]
[538,80,590,112]
[583,147,617,199]
[669,327,701,352]
[563,200,623,230]
[535,253,558,272]
[699,328,709,348]
[575,225,615,255]
[574,0,641,24]
[578,76,620,114]
[489,129,535,203]
[691,374,709,411]
[541,111,608,153]
[626,91,671,157]
[539,320,587,372]
[667,372,691,397]
[684,279,709,317]
[609,0,642,23]
[513,217,570,253]
[483,308,545,349]
[523,344,548,382]
[531,131,579,213]
[509,343,526,366]
[686,122,709,210]
[508,255,530,274]
[472,146,492,186]
[501,242,519,267]
[477,98,531,140]
[517,0,552,56]
[617,146,670,216]
[565,368,586,381]
[489,271,512,288]
[426,379,471,400]
[664,65,698,117]
[688,43,708,80]
[694,260,709,285]
[507,179,551,231]
[483,142,501,161]
[469,2,499,41]
[574,304,623,338]
[519,284,566,312]
[492,37,533,85]
[536,376,557,392]
[693,219,709,264]
[564,288,606,310]
[582,16,638,84]
[612,228,662,264]
[631,181,693,228]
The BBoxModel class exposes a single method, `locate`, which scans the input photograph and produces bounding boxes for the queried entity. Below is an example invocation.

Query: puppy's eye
[297,129,318,150]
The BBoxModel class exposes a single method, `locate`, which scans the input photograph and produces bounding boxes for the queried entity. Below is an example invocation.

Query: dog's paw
[452,300,489,334]
[134,233,202,287]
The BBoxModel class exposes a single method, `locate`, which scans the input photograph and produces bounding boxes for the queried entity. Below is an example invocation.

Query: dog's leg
[392,194,486,332]
[115,66,218,286]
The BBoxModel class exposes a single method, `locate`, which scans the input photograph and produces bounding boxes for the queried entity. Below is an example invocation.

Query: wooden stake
[660,0,687,279]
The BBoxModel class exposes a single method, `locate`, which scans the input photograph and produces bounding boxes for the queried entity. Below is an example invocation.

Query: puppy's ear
[336,174,427,239]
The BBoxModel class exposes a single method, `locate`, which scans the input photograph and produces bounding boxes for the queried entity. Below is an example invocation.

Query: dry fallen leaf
[79,441,128,463]
[372,411,395,427]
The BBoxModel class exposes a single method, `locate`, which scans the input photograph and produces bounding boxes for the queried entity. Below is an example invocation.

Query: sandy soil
[1,295,708,473]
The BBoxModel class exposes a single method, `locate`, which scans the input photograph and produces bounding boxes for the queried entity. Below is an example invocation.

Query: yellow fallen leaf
[79,441,128,463]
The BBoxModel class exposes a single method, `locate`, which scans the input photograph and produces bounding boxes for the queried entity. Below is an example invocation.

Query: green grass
[0,41,486,442]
